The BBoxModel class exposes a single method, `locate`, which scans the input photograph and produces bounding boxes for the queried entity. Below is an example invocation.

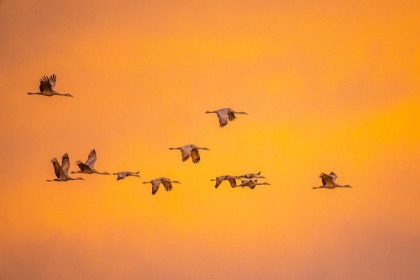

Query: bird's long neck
[52,91,71,97]
[335,184,351,188]
[67,176,84,180]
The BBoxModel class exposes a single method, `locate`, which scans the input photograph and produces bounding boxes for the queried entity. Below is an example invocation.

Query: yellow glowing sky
[1,0,420,279]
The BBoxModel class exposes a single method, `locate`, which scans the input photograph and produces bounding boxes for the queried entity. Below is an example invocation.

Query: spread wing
[228,177,237,187]
[39,76,53,92]
[240,179,256,187]
[76,160,92,172]
[214,176,224,188]
[61,153,70,176]
[161,179,173,192]
[85,149,97,169]
[48,74,56,90]
[320,173,334,185]
[216,110,229,127]
[51,158,65,179]
[151,179,162,195]
[191,148,200,164]
[180,147,191,162]
[117,172,128,180]
[228,111,236,121]
[329,172,337,184]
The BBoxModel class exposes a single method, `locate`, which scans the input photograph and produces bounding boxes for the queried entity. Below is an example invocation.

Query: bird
[211,175,241,188]
[237,179,271,189]
[142,177,181,195]
[47,153,84,182]
[238,171,265,179]
[71,149,110,175]
[205,108,248,127]
[27,74,73,97]
[169,144,210,163]
[113,171,140,181]
[312,172,352,189]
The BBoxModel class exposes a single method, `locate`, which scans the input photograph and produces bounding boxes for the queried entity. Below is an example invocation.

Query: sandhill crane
[113,171,140,181]
[27,74,73,97]
[142,177,181,195]
[238,172,265,179]
[205,108,248,127]
[237,179,271,189]
[71,149,110,175]
[169,144,210,163]
[312,172,351,189]
[211,175,241,188]
[47,153,84,182]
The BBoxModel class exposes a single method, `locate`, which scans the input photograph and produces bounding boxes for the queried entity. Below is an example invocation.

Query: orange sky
[1,0,420,279]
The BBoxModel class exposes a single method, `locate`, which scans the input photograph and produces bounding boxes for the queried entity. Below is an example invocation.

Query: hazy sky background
[1,0,420,279]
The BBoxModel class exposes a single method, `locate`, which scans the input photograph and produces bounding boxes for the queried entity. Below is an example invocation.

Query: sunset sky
[1,0,420,279]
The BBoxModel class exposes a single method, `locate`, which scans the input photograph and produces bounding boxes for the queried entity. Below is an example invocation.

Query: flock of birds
[29,74,352,194]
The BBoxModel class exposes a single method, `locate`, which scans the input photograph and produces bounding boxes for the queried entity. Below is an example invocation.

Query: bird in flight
[142,177,181,195]
[27,74,73,97]
[211,175,241,188]
[312,172,352,189]
[169,144,210,163]
[205,108,248,127]
[237,179,271,189]
[47,153,84,182]
[71,149,110,175]
[238,172,265,179]
[113,171,140,181]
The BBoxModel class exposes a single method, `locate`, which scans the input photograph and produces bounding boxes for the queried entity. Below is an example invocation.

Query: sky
[1,0,420,279]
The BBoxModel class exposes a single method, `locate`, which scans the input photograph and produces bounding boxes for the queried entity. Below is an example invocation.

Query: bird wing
[49,74,56,90]
[191,148,200,163]
[117,172,127,180]
[39,76,52,92]
[61,153,70,176]
[76,160,91,171]
[151,179,161,195]
[228,111,236,121]
[214,176,224,188]
[85,149,97,169]
[320,173,334,185]
[240,179,251,186]
[161,179,173,192]
[180,147,191,162]
[228,177,237,187]
[329,172,337,184]
[51,158,65,179]
[216,110,229,127]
